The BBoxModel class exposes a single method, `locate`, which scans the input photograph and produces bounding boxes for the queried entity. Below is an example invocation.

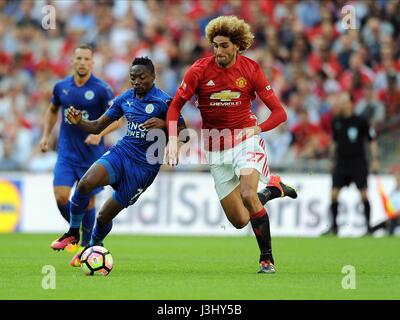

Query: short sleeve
[177,64,202,100]
[105,94,124,120]
[102,84,115,111]
[51,82,61,106]
[364,118,376,141]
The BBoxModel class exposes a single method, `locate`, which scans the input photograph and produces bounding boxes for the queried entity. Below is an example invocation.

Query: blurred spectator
[0,137,20,171]
[261,123,295,168]
[355,84,385,129]
[295,0,321,29]
[378,71,400,119]
[290,109,330,159]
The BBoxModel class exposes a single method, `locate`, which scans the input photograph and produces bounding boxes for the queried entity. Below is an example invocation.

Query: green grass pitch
[0,234,399,300]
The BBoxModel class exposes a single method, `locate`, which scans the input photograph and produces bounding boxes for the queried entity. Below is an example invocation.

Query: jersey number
[129,188,144,205]
[246,152,265,163]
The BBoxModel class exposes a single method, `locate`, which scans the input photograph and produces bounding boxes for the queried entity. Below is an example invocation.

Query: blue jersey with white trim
[51,74,114,166]
[105,84,181,169]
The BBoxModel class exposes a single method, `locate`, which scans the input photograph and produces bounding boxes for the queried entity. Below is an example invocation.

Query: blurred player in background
[165,16,297,274]
[40,44,119,262]
[370,165,400,235]
[50,57,186,266]
[325,92,380,236]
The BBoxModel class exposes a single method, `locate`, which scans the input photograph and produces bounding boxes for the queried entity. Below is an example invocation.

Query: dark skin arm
[67,106,170,133]
[66,106,116,134]
[141,117,166,130]
[39,103,59,152]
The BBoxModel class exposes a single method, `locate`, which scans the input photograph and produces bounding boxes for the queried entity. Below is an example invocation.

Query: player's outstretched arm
[165,95,187,166]
[141,117,166,130]
[67,106,116,134]
[85,118,124,145]
[257,92,287,132]
[39,103,59,152]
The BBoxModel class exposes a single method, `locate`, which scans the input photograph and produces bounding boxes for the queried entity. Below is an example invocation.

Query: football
[80,246,113,276]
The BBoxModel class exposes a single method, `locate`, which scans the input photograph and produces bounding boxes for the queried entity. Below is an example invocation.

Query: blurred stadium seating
[0,0,399,173]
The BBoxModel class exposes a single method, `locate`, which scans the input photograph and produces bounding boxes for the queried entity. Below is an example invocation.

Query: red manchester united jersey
[177,54,274,150]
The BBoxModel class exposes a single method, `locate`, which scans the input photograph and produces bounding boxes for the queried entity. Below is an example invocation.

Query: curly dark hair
[205,16,254,52]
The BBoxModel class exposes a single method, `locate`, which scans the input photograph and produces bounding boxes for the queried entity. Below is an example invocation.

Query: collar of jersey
[71,74,93,87]
[132,84,156,102]
[214,54,241,70]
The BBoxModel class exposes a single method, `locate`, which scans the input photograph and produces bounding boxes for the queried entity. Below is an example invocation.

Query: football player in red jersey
[165,16,297,273]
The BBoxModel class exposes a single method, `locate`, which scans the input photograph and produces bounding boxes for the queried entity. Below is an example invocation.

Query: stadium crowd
[0,0,399,171]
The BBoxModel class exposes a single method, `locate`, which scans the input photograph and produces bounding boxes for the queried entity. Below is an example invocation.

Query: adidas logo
[206,80,215,86]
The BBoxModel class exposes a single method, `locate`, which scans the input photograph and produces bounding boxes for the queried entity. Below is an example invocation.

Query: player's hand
[66,106,82,125]
[39,136,50,152]
[141,117,166,130]
[164,136,179,166]
[371,159,380,174]
[85,134,101,145]
[235,125,261,142]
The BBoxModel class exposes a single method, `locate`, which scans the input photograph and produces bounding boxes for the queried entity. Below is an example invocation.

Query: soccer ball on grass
[80,246,113,276]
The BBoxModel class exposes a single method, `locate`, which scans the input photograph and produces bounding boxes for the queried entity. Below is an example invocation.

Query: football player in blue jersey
[40,44,120,264]
[50,57,186,266]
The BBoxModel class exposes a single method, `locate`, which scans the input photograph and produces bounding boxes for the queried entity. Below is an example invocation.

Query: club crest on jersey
[235,77,247,88]
[347,127,358,142]
[210,90,241,101]
[145,103,154,114]
[84,90,95,100]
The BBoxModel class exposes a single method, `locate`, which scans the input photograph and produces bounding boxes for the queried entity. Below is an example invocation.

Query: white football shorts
[205,135,270,200]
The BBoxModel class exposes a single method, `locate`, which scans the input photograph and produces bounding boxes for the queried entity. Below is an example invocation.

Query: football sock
[363,200,371,230]
[69,190,91,230]
[90,218,113,246]
[330,201,339,231]
[258,187,282,205]
[370,220,387,233]
[57,201,70,223]
[81,207,96,247]
[250,207,274,264]
[388,219,397,235]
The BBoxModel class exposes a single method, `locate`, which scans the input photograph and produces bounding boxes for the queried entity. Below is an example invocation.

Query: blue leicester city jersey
[105,85,182,169]
[51,74,114,166]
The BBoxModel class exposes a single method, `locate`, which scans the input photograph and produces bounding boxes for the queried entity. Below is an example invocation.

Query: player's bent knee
[87,197,96,210]
[97,211,112,225]
[55,195,69,206]
[241,191,259,209]
[230,216,249,229]
[76,178,94,195]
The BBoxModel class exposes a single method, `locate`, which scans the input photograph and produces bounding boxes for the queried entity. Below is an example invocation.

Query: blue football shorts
[53,157,103,196]
[95,147,159,208]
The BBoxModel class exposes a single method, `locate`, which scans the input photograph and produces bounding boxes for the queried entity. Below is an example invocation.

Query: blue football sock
[81,207,96,247]
[69,190,90,230]
[57,201,70,223]
[90,219,113,246]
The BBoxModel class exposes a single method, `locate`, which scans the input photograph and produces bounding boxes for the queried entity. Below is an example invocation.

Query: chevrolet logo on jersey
[210,90,241,101]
